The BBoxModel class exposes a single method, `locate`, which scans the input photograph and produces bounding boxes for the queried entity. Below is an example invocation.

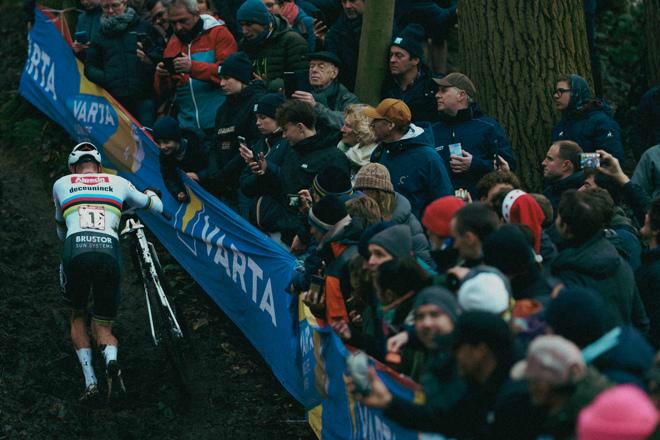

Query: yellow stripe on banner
[298,295,320,327]
[181,184,203,232]
[307,405,322,439]
[414,388,426,405]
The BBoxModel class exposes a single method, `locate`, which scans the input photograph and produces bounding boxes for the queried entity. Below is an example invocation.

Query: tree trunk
[354,0,395,105]
[458,0,593,190]
[646,0,660,87]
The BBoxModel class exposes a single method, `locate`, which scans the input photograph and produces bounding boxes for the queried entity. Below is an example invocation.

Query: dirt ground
[0,4,314,439]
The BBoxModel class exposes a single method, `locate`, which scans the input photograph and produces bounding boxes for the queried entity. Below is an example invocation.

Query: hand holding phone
[74,31,89,44]
[283,72,297,99]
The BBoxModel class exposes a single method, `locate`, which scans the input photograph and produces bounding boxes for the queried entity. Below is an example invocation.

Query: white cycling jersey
[53,173,163,240]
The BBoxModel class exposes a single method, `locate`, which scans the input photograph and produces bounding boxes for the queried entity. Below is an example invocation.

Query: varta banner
[20,8,430,439]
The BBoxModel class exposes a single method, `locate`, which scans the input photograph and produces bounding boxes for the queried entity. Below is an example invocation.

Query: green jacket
[239,15,309,92]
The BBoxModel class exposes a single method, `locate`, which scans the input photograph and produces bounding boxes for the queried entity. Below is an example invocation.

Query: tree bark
[646,0,660,87]
[354,0,395,105]
[458,0,593,190]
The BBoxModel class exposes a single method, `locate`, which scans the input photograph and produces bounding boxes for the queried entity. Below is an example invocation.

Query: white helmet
[68,142,102,168]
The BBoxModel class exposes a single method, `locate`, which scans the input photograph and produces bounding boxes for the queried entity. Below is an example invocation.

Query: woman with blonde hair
[338,104,378,177]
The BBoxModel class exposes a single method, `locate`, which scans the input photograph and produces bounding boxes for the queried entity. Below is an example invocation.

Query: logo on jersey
[70,176,110,185]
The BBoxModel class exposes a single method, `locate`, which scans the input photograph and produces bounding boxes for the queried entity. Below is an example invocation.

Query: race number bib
[78,205,105,230]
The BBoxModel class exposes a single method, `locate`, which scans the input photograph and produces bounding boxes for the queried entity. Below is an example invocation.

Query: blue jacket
[551,74,624,161]
[371,124,454,219]
[381,64,440,124]
[431,103,516,196]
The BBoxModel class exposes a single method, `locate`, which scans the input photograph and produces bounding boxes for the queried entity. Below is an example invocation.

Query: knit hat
[363,98,412,127]
[308,195,348,233]
[152,116,181,142]
[458,266,511,315]
[217,52,253,84]
[544,287,608,349]
[452,311,512,356]
[433,72,477,99]
[312,165,353,199]
[358,220,396,259]
[511,335,586,385]
[413,286,461,324]
[422,196,465,238]
[369,224,413,259]
[482,224,537,276]
[236,0,271,25]
[391,23,426,61]
[353,163,394,193]
[501,189,545,254]
[577,385,660,440]
[253,93,285,119]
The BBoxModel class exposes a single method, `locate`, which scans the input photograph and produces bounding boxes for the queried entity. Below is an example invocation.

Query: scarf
[100,7,137,36]
[280,2,299,25]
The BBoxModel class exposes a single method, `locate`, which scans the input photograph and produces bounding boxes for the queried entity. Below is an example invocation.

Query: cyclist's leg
[62,254,98,395]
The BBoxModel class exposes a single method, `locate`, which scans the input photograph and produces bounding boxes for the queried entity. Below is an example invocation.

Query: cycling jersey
[52,173,163,240]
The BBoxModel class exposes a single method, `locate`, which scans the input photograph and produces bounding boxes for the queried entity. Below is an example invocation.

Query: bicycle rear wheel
[144,265,191,395]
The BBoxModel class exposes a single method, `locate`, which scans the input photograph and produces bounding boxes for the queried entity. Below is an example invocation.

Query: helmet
[68,142,102,168]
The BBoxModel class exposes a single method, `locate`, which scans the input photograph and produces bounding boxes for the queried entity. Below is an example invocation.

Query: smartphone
[311,10,326,23]
[455,188,469,201]
[346,351,371,396]
[448,143,463,157]
[580,153,600,169]
[137,32,152,52]
[283,71,297,99]
[162,57,177,74]
[74,31,89,44]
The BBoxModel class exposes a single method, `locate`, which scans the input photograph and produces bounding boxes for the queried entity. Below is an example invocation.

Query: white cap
[458,272,510,314]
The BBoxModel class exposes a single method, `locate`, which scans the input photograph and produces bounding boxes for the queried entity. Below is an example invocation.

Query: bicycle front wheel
[144,269,190,395]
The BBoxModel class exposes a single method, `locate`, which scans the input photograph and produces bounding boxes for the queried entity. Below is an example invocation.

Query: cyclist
[53,142,165,400]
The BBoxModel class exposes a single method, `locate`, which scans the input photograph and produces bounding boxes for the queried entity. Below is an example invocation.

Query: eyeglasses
[101,1,126,10]
[369,119,388,128]
[553,88,571,97]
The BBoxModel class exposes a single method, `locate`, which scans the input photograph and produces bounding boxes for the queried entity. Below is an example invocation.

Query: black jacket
[636,247,660,347]
[85,9,163,101]
[551,232,649,333]
[245,133,350,242]
[324,13,362,91]
[542,171,585,215]
[381,64,439,124]
[160,129,209,200]
[208,81,266,194]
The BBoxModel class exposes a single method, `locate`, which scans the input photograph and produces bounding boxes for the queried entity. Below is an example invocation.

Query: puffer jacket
[154,14,237,131]
[551,74,624,161]
[85,9,163,102]
[431,103,516,197]
[551,231,649,333]
[371,124,454,219]
[239,14,309,91]
[391,192,435,268]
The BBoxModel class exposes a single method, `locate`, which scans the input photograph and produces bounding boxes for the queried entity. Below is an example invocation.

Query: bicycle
[120,209,190,395]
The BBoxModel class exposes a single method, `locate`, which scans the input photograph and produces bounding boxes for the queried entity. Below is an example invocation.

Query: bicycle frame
[120,217,183,345]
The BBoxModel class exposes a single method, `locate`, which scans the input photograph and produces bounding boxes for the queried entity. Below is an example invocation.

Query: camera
[580,153,600,169]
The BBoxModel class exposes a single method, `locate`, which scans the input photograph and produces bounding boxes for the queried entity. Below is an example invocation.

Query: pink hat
[577,385,659,440]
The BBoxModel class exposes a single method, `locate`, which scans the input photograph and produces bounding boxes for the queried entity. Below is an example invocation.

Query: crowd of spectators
[28,0,660,437]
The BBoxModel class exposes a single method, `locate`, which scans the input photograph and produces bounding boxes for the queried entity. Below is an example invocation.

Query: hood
[566,74,614,117]
[200,13,225,31]
[553,232,622,278]
[381,123,433,155]
[591,326,654,388]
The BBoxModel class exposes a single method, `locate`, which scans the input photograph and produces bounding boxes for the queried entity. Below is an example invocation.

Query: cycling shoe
[79,383,99,402]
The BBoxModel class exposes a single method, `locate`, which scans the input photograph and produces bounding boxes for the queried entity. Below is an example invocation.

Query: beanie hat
[358,221,396,259]
[237,0,271,25]
[413,286,461,324]
[483,224,537,276]
[511,335,586,385]
[501,189,545,254]
[458,266,511,315]
[391,23,426,62]
[577,385,660,440]
[217,52,253,84]
[308,195,348,233]
[312,165,353,199]
[422,196,465,237]
[353,163,394,193]
[253,93,285,119]
[152,116,181,142]
[369,224,413,259]
[544,287,608,349]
